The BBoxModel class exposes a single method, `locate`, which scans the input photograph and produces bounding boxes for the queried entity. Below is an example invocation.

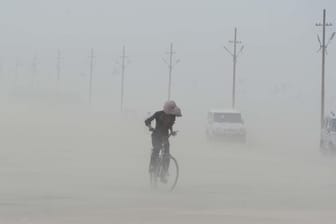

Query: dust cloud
[1,0,336,223]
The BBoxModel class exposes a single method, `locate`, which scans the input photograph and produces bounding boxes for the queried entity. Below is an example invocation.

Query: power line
[31,54,38,87]
[89,48,94,104]
[120,45,127,112]
[163,43,180,100]
[0,61,2,78]
[224,27,244,109]
[316,9,335,131]
[14,58,21,86]
[56,49,62,82]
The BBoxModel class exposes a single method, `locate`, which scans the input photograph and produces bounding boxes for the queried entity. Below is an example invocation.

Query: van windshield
[213,113,242,123]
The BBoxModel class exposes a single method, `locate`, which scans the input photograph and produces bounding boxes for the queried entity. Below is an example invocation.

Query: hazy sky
[1,0,336,117]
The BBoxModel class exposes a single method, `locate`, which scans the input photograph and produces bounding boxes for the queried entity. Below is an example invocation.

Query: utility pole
[89,48,94,104]
[120,45,127,112]
[168,43,173,100]
[316,9,335,129]
[14,59,20,86]
[56,49,62,82]
[163,43,180,100]
[224,27,244,109]
[0,61,3,83]
[32,55,38,87]
[0,61,2,78]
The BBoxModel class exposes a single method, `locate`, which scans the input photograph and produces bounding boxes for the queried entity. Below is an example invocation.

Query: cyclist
[145,100,182,183]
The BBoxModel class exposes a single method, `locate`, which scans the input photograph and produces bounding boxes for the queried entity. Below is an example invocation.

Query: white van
[206,109,246,142]
[321,114,336,150]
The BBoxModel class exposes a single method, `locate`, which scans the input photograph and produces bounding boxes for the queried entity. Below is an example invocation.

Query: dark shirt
[145,111,176,136]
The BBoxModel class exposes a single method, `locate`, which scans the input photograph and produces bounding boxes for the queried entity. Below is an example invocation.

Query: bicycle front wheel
[149,154,179,192]
[168,155,179,191]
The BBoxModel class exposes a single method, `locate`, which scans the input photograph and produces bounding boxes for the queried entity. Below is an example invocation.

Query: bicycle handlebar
[147,126,178,137]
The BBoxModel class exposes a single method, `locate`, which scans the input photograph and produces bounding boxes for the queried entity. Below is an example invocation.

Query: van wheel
[328,142,335,150]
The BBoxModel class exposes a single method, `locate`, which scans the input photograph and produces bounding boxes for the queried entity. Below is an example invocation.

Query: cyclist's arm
[169,116,176,134]
[169,126,174,133]
[170,128,175,136]
[145,112,157,128]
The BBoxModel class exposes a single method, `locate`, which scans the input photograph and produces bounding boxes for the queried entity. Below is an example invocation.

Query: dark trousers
[150,133,170,174]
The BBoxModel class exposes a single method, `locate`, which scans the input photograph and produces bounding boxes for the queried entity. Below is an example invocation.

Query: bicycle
[148,130,179,192]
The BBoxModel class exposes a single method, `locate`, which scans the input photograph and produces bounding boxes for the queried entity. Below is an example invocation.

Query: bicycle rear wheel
[149,158,160,189]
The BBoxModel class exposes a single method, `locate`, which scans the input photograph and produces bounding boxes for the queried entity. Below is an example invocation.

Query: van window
[214,113,242,123]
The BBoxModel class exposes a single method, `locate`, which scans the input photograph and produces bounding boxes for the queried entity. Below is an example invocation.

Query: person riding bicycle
[145,100,182,183]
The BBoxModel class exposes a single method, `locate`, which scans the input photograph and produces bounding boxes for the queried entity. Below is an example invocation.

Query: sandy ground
[1,106,336,224]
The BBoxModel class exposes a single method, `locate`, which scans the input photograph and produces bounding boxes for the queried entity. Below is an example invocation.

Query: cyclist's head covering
[163,100,182,117]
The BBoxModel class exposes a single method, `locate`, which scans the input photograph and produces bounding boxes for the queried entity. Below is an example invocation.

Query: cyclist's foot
[149,164,156,173]
[160,175,168,184]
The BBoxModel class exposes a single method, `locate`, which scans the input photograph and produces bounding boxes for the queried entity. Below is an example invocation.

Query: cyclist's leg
[162,137,170,175]
[150,133,161,172]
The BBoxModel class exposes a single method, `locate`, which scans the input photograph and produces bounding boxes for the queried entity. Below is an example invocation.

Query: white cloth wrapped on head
[163,100,182,117]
